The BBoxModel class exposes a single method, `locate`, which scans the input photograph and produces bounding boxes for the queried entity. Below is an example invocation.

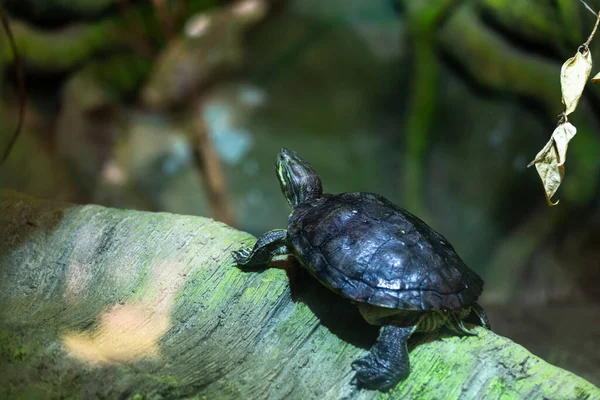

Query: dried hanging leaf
[529,7,599,205]
[561,49,592,115]
[528,135,554,167]
[528,123,576,206]
[531,142,564,206]
[552,122,577,166]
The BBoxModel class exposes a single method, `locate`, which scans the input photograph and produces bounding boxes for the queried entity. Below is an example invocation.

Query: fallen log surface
[0,191,598,399]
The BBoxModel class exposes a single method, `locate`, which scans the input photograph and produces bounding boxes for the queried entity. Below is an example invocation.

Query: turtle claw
[449,314,477,336]
[351,355,397,392]
[471,302,492,331]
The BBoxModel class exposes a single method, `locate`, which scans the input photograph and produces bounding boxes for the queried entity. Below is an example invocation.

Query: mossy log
[0,191,598,399]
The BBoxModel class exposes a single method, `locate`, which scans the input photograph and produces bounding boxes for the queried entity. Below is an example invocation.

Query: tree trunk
[0,191,598,399]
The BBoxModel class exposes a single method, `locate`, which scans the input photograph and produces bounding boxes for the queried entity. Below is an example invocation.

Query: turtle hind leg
[232,229,289,267]
[352,325,416,392]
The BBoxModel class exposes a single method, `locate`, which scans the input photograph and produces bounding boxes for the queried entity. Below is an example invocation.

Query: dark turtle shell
[288,192,484,310]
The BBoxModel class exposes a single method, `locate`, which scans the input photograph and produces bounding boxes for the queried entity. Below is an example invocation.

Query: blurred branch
[0,4,167,72]
[403,42,438,218]
[476,0,564,48]
[2,0,118,15]
[193,104,235,226]
[401,0,455,217]
[116,0,156,58]
[151,0,175,40]
[438,4,560,117]
[0,7,26,168]
[2,19,117,71]
[140,0,269,225]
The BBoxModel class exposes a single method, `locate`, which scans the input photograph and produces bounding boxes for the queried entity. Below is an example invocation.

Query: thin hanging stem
[579,0,598,17]
[583,11,600,50]
[0,7,27,168]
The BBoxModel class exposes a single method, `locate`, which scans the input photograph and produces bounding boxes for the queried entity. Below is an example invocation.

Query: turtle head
[276,148,323,208]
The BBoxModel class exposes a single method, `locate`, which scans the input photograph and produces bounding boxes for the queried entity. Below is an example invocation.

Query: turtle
[232,148,491,392]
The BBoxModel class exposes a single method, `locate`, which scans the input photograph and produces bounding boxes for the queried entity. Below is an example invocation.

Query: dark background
[0,0,598,385]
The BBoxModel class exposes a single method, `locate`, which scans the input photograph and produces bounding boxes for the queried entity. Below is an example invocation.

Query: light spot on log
[62,260,190,364]
[62,303,169,364]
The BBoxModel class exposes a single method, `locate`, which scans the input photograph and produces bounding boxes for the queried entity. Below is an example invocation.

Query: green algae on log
[0,191,598,399]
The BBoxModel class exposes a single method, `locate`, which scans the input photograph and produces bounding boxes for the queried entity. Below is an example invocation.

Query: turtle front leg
[232,229,289,267]
[352,325,416,392]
